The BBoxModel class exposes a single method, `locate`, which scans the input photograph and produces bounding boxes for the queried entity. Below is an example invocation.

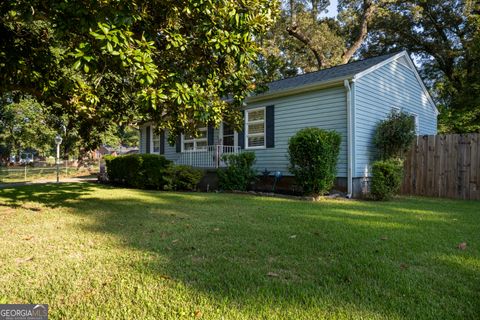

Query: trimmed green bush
[218,152,257,191]
[374,110,416,160]
[164,165,203,191]
[105,154,171,189]
[370,159,403,200]
[288,128,341,196]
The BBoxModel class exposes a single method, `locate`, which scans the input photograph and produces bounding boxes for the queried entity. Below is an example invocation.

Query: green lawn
[0,183,478,319]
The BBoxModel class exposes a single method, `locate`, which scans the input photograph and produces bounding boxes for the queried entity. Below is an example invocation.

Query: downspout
[344,80,353,198]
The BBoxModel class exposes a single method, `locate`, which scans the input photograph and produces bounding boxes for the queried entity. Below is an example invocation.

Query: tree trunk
[341,0,376,64]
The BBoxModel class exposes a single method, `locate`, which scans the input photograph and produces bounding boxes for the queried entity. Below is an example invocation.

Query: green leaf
[73,60,82,70]
[83,64,89,73]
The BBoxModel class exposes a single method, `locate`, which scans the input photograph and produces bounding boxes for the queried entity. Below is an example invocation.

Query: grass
[0,183,478,319]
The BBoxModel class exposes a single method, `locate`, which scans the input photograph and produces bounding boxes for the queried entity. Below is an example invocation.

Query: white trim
[220,122,238,147]
[152,132,161,154]
[245,107,266,149]
[139,128,144,154]
[245,77,351,103]
[344,80,353,197]
[391,106,402,112]
[353,50,439,116]
[410,112,419,134]
[149,125,153,154]
[181,127,208,152]
[353,51,406,80]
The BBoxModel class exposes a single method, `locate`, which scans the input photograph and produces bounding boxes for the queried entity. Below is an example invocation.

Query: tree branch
[286,25,326,68]
[341,0,376,64]
[3,83,69,107]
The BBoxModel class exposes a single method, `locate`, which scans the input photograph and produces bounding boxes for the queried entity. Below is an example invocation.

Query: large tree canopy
[0,0,278,145]
[256,0,391,80]
[363,0,480,132]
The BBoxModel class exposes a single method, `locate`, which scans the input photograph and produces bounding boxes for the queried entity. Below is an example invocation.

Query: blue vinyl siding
[354,59,437,177]
[245,86,347,177]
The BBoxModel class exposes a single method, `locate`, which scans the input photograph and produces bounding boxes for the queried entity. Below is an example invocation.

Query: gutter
[344,80,353,198]
[246,76,352,103]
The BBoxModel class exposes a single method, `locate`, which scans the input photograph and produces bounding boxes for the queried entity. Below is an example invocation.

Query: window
[246,107,265,149]
[183,127,207,151]
[392,106,401,113]
[153,133,161,153]
[222,123,236,146]
[412,114,419,133]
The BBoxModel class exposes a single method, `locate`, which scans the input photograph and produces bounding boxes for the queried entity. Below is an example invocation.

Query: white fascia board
[245,76,352,104]
[353,50,439,116]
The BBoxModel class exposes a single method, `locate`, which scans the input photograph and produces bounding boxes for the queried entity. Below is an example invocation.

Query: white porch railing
[175,145,241,168]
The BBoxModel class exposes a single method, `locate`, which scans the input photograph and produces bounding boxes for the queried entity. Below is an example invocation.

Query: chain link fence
[0,160,99,184]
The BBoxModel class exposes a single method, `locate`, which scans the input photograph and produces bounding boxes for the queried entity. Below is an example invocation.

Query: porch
[175,145,241,168]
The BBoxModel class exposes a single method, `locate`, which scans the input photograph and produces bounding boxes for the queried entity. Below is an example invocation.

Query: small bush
[218,152,257,191]
[164,165,203,191]
[374,110,416,160]
[288,128,341,196]
[370,159,403,200]
[105,154,171,189]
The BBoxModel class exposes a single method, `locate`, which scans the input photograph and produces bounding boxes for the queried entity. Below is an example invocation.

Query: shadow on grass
[0,183,479,318]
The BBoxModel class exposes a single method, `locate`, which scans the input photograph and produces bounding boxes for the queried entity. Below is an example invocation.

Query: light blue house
[139,51,438,197]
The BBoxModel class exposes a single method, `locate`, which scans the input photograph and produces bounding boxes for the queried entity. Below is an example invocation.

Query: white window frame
[391,106,401,113]
[181,127,208,152]
[412,113,419,134]
[152,132,161,154]
[245,107,266,149]
[220,122,238,147]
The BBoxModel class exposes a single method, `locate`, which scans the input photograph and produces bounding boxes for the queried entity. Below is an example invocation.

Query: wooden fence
[401,134,480,200]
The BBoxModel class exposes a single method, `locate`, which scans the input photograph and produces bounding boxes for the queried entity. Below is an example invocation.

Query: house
[138,51,438,197]
[92,145,139,159]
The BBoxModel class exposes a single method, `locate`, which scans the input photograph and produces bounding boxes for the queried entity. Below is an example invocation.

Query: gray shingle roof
[263,51,402,93]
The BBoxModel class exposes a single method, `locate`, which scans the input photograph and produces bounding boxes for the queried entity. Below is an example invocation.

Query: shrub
[370,159,403,200]
[218,152,257,191]
[105,154,171,189]
[374,110,416,160]
[164,165,203,191]
[288,128,341,196]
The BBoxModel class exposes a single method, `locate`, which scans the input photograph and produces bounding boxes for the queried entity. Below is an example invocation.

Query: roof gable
[353,51,438,115]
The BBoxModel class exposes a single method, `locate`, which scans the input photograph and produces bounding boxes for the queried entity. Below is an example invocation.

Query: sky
[323,0,339,18]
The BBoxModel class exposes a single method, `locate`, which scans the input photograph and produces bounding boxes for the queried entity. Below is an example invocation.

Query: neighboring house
[139,51,438,197]
[92,145,139,159]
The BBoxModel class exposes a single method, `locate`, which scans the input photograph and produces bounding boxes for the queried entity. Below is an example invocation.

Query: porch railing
[175,145,241,168]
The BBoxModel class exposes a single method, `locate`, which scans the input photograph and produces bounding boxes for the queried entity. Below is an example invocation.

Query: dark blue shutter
[266,105,274,148]
[238,110,245,149]
[207,124,214,146]
[146,126,151,153]
[160,130,165,154]
[176,134,181,153]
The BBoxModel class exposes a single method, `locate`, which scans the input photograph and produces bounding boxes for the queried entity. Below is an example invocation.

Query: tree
[373,110,416,160]
[254,0,392,81]
[0,97,57,162]
[364,0,480,132]
[101,125,139,148]
[1,0,279,146]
